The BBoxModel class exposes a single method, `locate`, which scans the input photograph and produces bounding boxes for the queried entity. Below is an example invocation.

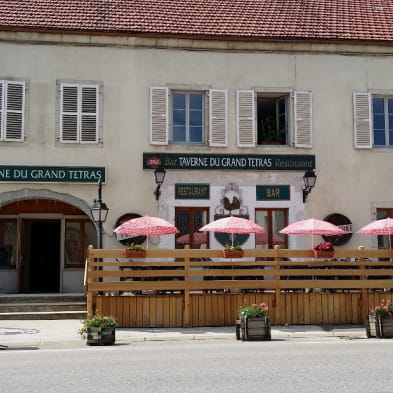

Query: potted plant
[79,313,118,346]
[366,299,393,338]
[222,243,244,258]
[313,241,335,258]
[123,243,146,258]
[236,302,271,341]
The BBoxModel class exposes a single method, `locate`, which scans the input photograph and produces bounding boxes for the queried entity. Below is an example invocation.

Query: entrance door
[21,220,61,292]
[255,208,288,249]
[175,207,209,249]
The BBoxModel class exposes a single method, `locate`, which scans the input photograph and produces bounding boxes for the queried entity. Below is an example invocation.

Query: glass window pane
[373,114,385,130]
[374,129,385,145]
[389,130,393,145]
[190,110,202,126]
[388,99,393,114]
[173,109,185,126]
[189,126,203,143]
[373,98,384,114]
[189,94,202,109]
[0,220,17,267]
[173,93,185,109]
[65,221,81,266]
[173,125,186,143]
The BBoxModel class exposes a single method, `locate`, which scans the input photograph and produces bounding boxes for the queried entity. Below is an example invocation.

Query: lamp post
[154,167,166,200]
[302,170,317,203]
[91,180,109,248]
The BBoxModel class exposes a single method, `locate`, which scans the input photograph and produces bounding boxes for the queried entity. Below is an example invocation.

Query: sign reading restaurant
[143,153,315,171]
[0,166,106,183]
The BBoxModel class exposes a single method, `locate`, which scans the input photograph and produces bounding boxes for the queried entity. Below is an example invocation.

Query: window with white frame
[60,83,99,143]
[353,92,393,148]
[237,90,312,148]
[0,80,25,142]
[150,87,227,147]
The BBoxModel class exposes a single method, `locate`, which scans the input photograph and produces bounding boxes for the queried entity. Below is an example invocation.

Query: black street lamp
[302,170,317,203]
[154,167,166,200]
[91,180,109,248]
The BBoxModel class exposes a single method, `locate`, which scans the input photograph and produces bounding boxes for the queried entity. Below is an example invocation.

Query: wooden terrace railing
[86,246,393,328]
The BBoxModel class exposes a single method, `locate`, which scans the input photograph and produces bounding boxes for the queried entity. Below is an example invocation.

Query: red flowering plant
[238,302,269,318]
[370,299,393,319]
[78,312,118,337]
[313,241,334,252]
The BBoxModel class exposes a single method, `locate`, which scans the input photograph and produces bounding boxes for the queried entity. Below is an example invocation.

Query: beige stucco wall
[1,32,393,257]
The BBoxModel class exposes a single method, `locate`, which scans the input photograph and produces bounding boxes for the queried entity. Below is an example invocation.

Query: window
[0,80,25,141]
[172,92,204,144]
[0,219,17,268]
[353,92,393,148]
[150,87,227,146]
[237,90,312,148]
[255,209,288,249]
[65,220,96,267]
[257,94,288,145]
[373,97,393,146]
[60,83,99,143]
[376,209,393,249]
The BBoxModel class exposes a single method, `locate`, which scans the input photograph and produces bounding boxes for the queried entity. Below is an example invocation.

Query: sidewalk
[0,319,367,348]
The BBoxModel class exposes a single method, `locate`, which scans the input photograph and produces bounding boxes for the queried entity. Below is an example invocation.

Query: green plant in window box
[123,243,146,258]
[222,243,244,258]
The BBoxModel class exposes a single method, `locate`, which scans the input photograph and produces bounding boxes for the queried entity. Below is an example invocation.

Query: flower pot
[86,327,116,346]
[236,316,271,341]
[312,250,334,259]
[378,315,393,338]
[365,315,380,338]
[123,249,146,258]
[222,250,244,258]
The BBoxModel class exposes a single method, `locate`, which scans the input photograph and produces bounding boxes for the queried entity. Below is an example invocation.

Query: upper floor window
[60,83,99,143]
[353,92,393,149]
[150,87,227,147]
[257,94,288,145]
[373,97,393,146]
[237,90,312,148]
[172,92,204,144]
[0,80,25,142]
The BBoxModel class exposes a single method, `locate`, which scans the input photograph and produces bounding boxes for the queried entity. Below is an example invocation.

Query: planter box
[236,317,271,341]
[312,250,334,259]
[123,250,146,258]
[365,315,380,338]
[222,250,244,258]
[365,315,393,338]
[86,327,116,346]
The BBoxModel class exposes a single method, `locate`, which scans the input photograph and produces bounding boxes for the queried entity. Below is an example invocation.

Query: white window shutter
[80,85,98,143]
[294,91,312,148]
[150,87,169,145]
[209,89,228,147]
[0,81,3,140]
[237,90,255,147]
[4,81,25,141]
[353,92,372,149]
[60,84,79,142]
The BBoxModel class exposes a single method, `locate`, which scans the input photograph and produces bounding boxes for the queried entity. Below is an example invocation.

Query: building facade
[1,0,393,293]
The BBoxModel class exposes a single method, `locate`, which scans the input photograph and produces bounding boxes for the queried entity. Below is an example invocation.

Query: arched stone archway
[0,188,93,218]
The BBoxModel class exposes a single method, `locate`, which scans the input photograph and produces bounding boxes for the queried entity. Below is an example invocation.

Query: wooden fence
[86,246,393,328]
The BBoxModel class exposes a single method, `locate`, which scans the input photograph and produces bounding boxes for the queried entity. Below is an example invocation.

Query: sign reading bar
[175,184,210,199]
[144,153,315,171]
[256,185,290,200]
[0,166,106,183]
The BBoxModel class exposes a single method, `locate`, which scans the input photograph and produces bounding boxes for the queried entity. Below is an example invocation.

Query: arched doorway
[0,192,96,293]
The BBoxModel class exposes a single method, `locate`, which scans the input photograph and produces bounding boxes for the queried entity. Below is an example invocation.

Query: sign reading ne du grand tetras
[144,153,315,171]
[0,166,106,183]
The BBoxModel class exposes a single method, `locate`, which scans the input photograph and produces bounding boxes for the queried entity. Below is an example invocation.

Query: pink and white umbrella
[280,218,345,248]
[114,216,179,247]
[199,216,264,246]
[357,217,393,249]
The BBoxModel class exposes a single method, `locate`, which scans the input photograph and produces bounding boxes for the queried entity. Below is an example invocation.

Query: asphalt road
[2,338,392,393]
